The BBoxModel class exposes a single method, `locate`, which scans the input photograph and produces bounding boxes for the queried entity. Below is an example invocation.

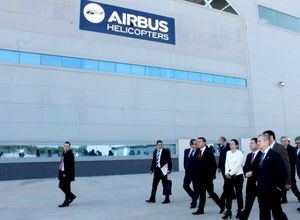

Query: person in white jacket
[222,139,244,219]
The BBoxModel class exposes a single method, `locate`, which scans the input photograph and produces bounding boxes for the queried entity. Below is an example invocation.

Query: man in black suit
[193,137,224,215]
[263,130,291,190]
[183,139,199,208]
[240,138,262,220]
[295,136,300,212]
[218,137,235,204]
[58,141,76,208]
[280,136,300,203]
[146,140,172,204]
[257,134,288,220]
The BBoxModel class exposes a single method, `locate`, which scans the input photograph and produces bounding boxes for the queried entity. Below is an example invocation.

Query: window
[62,57,82,69]
[0,49,247,88]
[41,54,61,67]
[20,52,41,65]
[99,61,115,72]
[185,0,239,15]
[0,49,19,62]
[82,59,99,71]
[258,5,300,33]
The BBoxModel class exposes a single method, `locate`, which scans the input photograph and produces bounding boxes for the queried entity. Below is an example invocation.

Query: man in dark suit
[218,136,235,204]
[193,137,224,215]
[240,138,262,220]
[263,131,291,190]
[295,136,300,212]
[280,136,300,203]
[183,139,199,208]
[58,141,76,208]
[146,140,172,204]
[257,134,288,220]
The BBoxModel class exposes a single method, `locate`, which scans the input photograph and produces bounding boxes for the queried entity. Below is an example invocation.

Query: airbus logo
[83,3,105,24]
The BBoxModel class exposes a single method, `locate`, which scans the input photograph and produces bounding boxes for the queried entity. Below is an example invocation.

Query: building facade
[0,0,299,179]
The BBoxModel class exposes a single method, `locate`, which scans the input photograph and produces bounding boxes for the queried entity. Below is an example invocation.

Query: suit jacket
[243,151,262,184]
[286,144,297,176]
[272,142,291,184]
[151,148,172,172]
[58,150,75,181]
[184,148,199,172]
[296,148,300,179]
[218,142,231,174]
[195,147,217,183]
[257,149,287,193]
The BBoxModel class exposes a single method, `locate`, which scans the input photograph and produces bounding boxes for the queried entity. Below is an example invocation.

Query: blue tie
[259,152,265,167]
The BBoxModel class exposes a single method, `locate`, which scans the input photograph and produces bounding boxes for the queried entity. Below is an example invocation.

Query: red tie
[198,150,202,159]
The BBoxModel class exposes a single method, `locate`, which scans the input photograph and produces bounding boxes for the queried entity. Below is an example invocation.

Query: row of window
[0,49,247,87]
[258,5,300,34]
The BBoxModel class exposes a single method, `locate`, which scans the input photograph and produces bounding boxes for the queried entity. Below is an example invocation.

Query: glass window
[41,55,62,67]
[82,59,99,71]
[258,5,300,33]
[236,78,247,87]
[99,61,115,72]
[160,69,174,79]
[116,63,131,74]
[0,49,19,62]
[187,72,201,81]
[185,0,239,15]
[201,73,213,83]
[147,67,161,77]
[20,52,41,65]
[213,75,225,84]
[62,57,82,69]
[224,77,237,86]
[174,70,188,80]
[131,65,146,76]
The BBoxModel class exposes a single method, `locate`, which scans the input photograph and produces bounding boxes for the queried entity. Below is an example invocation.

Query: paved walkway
[0,172,299,220]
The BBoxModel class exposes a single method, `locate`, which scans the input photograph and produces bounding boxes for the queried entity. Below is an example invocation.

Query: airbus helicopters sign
[79,0,176,45]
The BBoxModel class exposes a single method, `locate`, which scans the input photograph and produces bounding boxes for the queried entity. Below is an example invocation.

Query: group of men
[145,131,300,220]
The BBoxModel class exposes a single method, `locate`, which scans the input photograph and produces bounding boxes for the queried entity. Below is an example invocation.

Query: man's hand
[150,171,153,175]
[285,184,291,190]
[245,171,253,178]
[63,174,66,178]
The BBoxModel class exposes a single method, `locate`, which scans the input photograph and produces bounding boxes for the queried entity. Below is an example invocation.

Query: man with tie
[58,141,76,208]
[263,130,291,190]
[146,140,172,204]
[183,139,199,208]
[257,134,288,220]
[295,136,300,212]
[240,138,262,220]
[193,137,224,215]
[280,136,300,204]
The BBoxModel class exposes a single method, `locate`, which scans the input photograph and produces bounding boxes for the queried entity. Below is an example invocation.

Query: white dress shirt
[269,141,276,149]
[188,148,196,158]
[225,150,244,176]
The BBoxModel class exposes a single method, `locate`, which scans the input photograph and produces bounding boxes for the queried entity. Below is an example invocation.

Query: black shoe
[162,199,170,204]
[236,211,242,219]
[190,202,197,209]
[297,207,300,212]
[219,205,225,214]
[192,210,204,215]
[222,210,232,219]
[69,195,76,204]
[145,199,155,203]
[58,202,69,208]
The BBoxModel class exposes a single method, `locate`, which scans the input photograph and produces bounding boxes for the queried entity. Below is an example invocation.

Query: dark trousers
[258,191,288,220]
[150,168,169,200]
[221,172,235,204]
[282,175,300,202]
[183,171,198,203]
[224,174,244,211]
[197,180,223,212]
[242,180,257,219]
[59,179,75,203]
